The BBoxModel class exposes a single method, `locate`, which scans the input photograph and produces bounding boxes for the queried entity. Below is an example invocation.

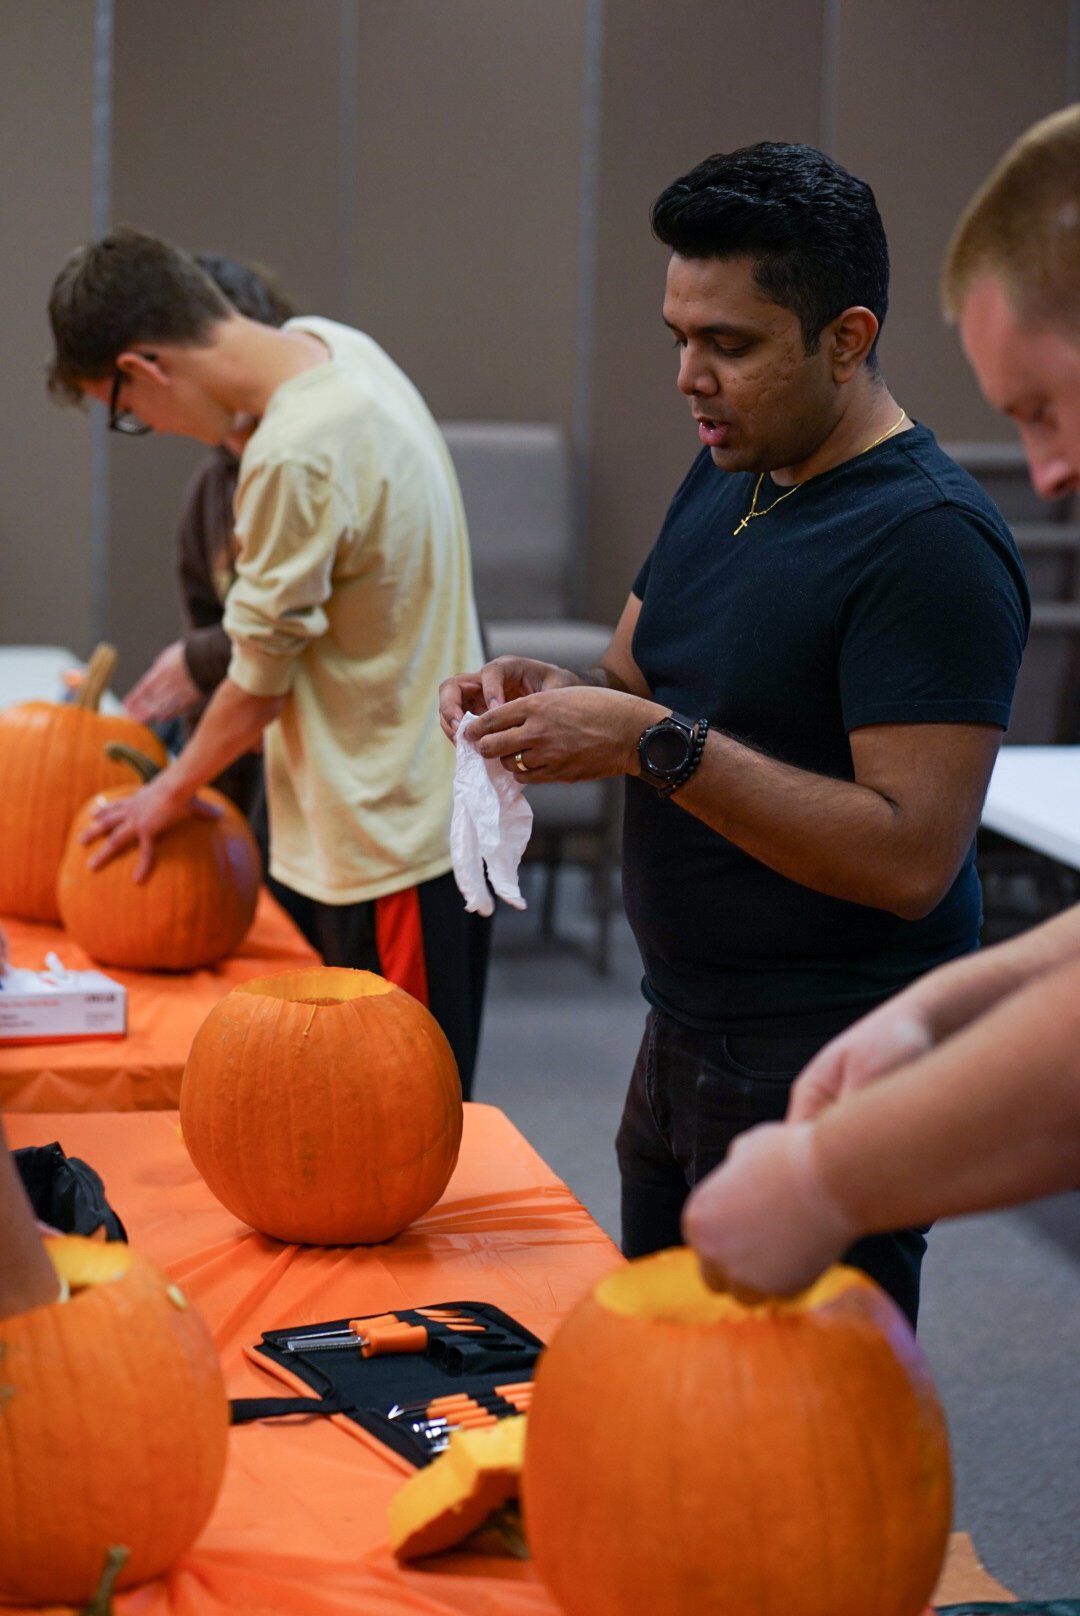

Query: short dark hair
[47,227,233,403]
[651,142,890,361]
[194,252,297,328]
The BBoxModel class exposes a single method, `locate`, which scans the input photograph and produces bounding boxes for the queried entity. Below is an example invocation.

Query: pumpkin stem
[74,644,118,713]
[104,741,164,784]
[79,1544,129,1616]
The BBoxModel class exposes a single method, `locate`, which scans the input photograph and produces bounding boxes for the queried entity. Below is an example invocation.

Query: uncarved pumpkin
[522,1248,952,1616]
[179,967,463,1243]
[0,1235,229,1605]
[0,645,167,922]
[56,748,261,970]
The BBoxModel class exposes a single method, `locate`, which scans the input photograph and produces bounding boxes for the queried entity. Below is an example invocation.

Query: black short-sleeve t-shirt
[624,424,1030,1036]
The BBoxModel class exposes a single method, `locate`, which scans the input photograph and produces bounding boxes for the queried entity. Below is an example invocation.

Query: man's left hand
[467,686,664,782]
[124,641,200,723]
[80,772,219,883]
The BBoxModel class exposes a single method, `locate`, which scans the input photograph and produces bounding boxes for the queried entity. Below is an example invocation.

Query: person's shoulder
[245,324,384,467]
[894,425,1013,534]
[285,315,382,363]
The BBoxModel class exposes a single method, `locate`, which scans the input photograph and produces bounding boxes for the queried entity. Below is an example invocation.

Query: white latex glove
[450,713,533,916]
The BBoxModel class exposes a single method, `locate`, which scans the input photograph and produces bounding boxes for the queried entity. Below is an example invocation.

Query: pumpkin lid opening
[235,967,396,1005]
[595,1247,866,1324]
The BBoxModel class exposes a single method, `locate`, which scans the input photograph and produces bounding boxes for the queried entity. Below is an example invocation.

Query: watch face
[644,724,690,775]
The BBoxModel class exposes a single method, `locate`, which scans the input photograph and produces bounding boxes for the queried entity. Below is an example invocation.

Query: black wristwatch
[637,711,709,798]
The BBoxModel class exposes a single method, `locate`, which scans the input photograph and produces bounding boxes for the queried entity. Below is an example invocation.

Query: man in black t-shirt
[439,142,1029,1326]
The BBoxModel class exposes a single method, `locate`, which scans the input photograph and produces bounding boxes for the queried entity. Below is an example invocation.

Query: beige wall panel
[107,0,346,687]
[0,1,96,655]
[834,0,1070,444]
[348,0,585,426]
[587,0,824,622]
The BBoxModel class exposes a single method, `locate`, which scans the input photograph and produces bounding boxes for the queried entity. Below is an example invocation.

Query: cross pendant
[732,514,751,536]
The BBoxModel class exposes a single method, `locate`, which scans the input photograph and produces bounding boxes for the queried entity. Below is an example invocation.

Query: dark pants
[615,1008,928,1329]
[268,869,491,1100]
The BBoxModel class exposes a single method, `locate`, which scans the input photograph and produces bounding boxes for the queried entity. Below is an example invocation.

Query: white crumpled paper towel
[450,712,533,916]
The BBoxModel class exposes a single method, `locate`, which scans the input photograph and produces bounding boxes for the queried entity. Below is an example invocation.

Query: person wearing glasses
[682,107,1080,1301]
[119,253,294,838]
[46,227,489,1095]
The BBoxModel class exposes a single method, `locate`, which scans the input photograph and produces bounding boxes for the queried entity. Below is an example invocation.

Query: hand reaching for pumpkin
[80,771,221,883]
[124,640,201,723]
[682,1121,856,1298]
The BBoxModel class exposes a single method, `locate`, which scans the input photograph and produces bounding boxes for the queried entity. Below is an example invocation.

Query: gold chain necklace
[732,407,909,536]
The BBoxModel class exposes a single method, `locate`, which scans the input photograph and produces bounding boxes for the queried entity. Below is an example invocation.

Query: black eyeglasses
[107,355,155,435]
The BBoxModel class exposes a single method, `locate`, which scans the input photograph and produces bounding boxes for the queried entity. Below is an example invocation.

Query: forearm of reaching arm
[900,900,1080,1040]
[0,1119,60,1316]
[161,677,285,803]
[814,953,1080,1231]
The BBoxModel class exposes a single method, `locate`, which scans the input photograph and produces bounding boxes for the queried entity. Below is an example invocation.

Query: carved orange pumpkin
[0,1235,229,1605]
[0,645,166,921]
[180,967,463,1243]
[56,745,261,970]
[389,1416,527,1559]
[523,1248,952,1616]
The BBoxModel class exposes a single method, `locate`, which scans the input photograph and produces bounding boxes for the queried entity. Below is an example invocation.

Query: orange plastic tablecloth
[5,1103,621,1616]
[3,1106,998,1614]
[0,888,319,1112]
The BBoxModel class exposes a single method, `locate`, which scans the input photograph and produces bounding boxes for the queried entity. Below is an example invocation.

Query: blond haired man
[683,105,1080,1297]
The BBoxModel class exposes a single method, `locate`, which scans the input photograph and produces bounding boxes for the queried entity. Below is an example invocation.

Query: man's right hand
[786,998,936,1123]
[438,656,577,741]
[682,1121,857,1298]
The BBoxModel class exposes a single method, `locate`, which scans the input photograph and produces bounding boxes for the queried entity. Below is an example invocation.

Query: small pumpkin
[389,1415,527,1559]
[179,966,463,1243]
[0,1235,229,1605]
[56,743,261,970]
[0,645,167,921]
[522,1248,952,1616]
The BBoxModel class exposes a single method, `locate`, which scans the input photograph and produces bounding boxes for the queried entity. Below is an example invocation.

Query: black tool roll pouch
[940,1606,1080,1615]
[14,1142,127,1241]
[234,1300,543,1467]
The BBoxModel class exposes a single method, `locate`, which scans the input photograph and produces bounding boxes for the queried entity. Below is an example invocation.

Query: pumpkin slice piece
[389,1415,526,1559]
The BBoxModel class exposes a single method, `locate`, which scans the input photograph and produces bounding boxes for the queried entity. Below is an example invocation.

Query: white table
[982,745,1080,870]
[0,645,123,714]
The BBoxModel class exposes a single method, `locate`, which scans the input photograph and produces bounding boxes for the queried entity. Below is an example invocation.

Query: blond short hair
[942,104,1080,333]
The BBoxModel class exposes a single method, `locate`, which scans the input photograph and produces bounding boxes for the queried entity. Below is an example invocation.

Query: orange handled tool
[283,1310,490,1357]
[359,1322,430,1358]
[284,1313,421,1354]
[386,1381,533,1421]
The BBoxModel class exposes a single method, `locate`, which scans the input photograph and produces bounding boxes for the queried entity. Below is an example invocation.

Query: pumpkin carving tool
[283,1312,487,1355]
[385,1381,533,1420]
[284,1321,431,1357]
[409,1410,502,1440]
